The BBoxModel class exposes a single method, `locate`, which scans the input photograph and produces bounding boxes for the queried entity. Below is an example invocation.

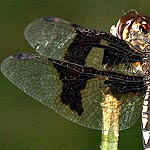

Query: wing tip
[43,17,69,24]
[1,54,39,64]
[43,17,61,22]
[12,53,40,60]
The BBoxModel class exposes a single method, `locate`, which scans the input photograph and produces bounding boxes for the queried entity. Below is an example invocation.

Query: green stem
[100,129,119,150]
[100,93,120,150]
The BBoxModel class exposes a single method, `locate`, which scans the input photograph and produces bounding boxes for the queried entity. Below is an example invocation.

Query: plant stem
[100,93,121,150]
[100,129,119,150]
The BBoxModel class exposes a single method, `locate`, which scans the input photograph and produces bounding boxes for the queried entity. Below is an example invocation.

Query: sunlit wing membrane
[24,17,77,60]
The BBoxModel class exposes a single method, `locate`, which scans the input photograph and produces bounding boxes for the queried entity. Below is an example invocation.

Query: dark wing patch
[53,62,90,116]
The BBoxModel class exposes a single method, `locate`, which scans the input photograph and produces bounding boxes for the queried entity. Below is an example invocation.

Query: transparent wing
[24,17,77,59]
[1,53,145,130]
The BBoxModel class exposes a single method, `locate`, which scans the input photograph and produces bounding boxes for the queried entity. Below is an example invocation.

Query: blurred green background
[0,0,149,150]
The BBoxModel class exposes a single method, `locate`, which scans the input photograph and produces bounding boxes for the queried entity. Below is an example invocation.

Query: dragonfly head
[110,9,150,41]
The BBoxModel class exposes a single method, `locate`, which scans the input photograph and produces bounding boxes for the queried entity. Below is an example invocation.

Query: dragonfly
[1,9,150,149]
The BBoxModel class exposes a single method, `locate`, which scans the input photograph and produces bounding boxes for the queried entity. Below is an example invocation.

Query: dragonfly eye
[139,25,147,34]
[111,10,137,40]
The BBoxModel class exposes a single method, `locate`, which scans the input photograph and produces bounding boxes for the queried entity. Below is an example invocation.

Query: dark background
[0,0,149,150]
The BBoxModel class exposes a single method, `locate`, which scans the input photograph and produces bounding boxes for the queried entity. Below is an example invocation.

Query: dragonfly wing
[1,53,145,130]
[1,53,104,129]
[24,17,77,59]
